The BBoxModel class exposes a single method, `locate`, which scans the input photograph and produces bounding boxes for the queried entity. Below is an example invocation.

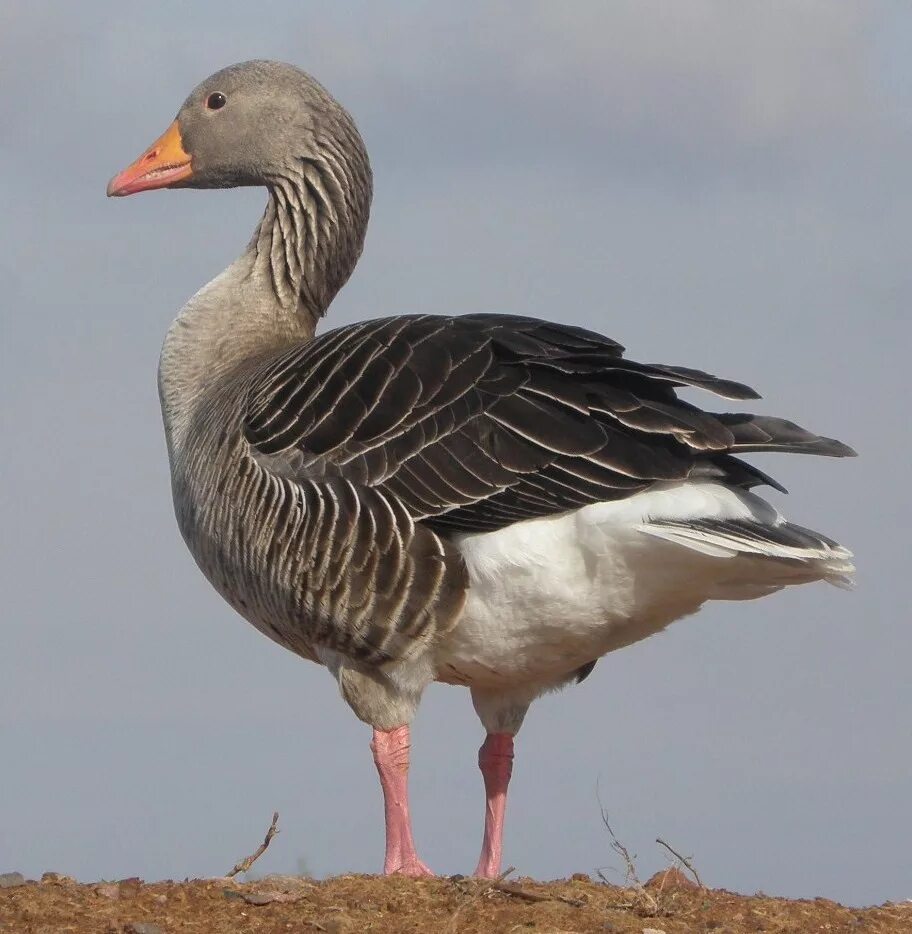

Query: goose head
[108,60,373,314]
[107,60,370,197]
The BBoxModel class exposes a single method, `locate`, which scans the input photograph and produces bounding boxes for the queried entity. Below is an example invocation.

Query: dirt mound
[2,871,909,933]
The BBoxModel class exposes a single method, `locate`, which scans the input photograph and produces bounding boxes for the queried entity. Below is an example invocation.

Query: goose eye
[206,92,227,111]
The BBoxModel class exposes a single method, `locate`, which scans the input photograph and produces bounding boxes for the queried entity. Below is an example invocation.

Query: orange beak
[106,120,193,197]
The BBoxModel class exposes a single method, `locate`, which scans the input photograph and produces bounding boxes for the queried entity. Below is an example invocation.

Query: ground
[1,870,909,934]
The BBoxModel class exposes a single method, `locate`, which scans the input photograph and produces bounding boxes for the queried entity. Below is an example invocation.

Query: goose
[107,60,855,879]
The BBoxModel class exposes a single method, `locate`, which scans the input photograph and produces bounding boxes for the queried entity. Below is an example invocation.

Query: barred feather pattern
[173,377,467,666]
[256,128,372,316]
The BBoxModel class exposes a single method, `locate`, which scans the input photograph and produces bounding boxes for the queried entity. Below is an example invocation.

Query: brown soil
[1,869,909,933]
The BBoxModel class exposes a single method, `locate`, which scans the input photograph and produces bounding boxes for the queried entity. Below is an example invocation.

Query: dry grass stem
[596,790,659,916]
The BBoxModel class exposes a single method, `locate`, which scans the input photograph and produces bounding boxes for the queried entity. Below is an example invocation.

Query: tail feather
[641,516,855,589]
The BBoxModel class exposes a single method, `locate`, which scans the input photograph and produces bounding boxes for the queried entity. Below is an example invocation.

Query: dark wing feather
[244,314,854,536]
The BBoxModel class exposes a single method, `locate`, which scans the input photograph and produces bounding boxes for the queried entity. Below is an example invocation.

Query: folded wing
[244,313,853,536]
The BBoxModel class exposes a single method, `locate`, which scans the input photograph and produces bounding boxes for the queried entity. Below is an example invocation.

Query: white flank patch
[436,481,853,691]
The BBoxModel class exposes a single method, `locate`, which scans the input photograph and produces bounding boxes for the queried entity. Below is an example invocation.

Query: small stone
[124,924,163,934]
[0,872,26,888]
[41,872,76,885]
[645,868,698,891]
[95,882,121,899]
[237,889,306,906]
[118,877,143,897]
[253,874,314,893]
[642,929,667,934]
[152,894,167,905]
[241,892,275,906]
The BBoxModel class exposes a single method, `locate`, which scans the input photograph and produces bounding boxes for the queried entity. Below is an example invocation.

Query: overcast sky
[1,0,909,907]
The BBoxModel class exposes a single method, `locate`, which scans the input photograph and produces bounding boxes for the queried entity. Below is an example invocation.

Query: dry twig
[225,811,280,878]
[655,836,703,889]
[446,866,516,932]
[493,880,585,908]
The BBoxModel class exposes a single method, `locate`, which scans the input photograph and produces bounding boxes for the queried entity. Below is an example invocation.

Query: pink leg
[370,726,433,877]
[473,732,515,878]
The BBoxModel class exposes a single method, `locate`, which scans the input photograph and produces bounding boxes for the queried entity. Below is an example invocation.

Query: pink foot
[384,855,434,878]
[473,732,514,878]
[371,726,434,877]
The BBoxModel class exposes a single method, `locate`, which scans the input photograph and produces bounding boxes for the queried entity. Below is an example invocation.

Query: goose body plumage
[111,60,855,878]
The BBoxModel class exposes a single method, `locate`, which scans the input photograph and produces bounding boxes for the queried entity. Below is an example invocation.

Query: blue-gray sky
[1,0,909,907]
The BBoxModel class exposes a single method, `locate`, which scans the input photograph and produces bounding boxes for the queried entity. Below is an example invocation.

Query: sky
[1,0,910,908]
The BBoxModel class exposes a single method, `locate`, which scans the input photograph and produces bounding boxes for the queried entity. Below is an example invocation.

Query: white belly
[434,481,849,689]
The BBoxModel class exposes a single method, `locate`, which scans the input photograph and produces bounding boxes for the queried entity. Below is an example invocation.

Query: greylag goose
[107,60,855,879]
